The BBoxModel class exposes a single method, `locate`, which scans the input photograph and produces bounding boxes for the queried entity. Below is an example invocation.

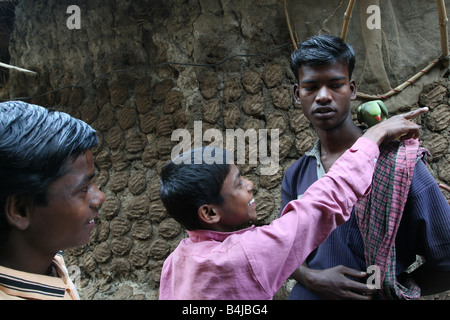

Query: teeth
[89,219,95,224]
[248,198,255,206]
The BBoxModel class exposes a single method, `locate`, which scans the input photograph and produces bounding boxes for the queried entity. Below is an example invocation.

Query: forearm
[282,137,379,222]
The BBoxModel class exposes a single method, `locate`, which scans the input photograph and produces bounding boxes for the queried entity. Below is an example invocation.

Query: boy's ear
[293,84,302,106]
[198,204,220,225]
[3,195,31,231]
[350,79,357,100]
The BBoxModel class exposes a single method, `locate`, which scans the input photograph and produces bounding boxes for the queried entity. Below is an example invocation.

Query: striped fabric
[0,273,66,298]
[0,254,79,300]
[354,139,429,299]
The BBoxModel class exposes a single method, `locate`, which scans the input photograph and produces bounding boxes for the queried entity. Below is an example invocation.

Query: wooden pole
[0,62,38,75]
[284,0,298,50]
[356,58,440,100]
[436,0,449,67]
[341,0,356,41]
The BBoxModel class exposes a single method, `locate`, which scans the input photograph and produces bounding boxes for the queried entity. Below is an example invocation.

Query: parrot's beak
[375,115,381,122]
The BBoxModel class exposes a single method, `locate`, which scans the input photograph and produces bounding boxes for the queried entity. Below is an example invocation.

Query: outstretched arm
[289,107,429,300]
[244,108,429,297]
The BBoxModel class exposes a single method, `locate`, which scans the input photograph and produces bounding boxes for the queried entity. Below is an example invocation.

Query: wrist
[297,264,314,289]
[361,130,384,146]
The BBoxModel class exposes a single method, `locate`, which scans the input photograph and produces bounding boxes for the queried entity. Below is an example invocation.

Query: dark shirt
[281,143,450,300]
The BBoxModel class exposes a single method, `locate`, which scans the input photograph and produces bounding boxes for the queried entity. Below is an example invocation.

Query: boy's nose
[315,86,332,104]
[246,179,254,192]
[91,184,106,208]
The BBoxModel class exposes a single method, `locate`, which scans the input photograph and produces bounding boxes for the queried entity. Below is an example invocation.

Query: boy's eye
[81,183,92,193]
[302,85,316,91]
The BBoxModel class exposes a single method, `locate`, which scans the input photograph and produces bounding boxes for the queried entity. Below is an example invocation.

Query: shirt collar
[0,254,75,300]
[305,139,321,157]
[305,139,326,179]
[187,225,255,243]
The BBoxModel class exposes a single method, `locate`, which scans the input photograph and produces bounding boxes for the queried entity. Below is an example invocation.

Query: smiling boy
[158,109,426,300]
[0,101,106,300]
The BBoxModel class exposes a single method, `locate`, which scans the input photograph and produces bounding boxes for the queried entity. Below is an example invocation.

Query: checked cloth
[354,139,429,299]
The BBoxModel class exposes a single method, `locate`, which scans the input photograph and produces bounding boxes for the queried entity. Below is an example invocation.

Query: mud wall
[1,0,449,299]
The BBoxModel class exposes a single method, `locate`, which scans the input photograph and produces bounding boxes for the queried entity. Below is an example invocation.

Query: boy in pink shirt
[159,108,427,300]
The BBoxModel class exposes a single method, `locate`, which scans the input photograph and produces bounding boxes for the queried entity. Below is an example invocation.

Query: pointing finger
[402,107,428,120]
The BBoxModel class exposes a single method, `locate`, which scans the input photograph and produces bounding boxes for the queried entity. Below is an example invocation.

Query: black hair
[0,101,98,239]
[290,34,356,81]
[159,147,232,230]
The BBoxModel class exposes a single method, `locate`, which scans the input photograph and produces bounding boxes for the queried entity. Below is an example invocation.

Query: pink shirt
[159,137,379,300]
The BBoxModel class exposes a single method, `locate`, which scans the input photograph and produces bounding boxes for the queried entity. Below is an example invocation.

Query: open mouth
[313,106,335,113]
[85,218,96,231]
[86,217,96,226]
[248,198,255,207]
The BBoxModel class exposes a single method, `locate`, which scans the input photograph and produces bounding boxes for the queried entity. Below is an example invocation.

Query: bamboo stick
[436,0,449,67]
[0,62,38,75]
[356,57,441,100]
[341,0,356,41]
[284,0,298,50]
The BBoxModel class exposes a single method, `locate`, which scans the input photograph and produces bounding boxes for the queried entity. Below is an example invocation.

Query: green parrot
[357,100,389,128]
